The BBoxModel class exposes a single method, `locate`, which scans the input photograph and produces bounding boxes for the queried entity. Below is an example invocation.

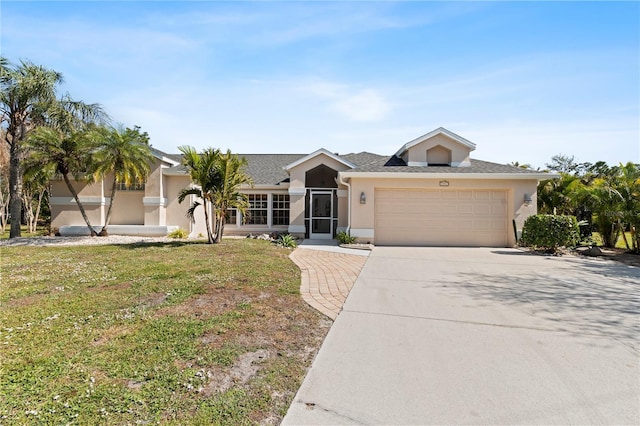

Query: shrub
[275,233,297,248]
[521,214,580,253]
[336,231,357,244]
[168,228,189,239]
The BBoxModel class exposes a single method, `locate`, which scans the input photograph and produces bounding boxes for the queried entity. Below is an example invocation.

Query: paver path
[290,249,368,319]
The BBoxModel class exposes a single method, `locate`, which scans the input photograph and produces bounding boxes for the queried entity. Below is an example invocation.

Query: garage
[374,189,509,246]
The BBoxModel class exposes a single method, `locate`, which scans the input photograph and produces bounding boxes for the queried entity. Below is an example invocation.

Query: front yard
[0,239,330,424]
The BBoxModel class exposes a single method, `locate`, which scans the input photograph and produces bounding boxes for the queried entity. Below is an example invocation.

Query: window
[245,194,268,225]
[272,194,290,226]
[116,180,145,191]
[225,208,237,225]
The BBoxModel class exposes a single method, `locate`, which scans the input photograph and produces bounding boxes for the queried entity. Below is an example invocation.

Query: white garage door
[375,189,508,247]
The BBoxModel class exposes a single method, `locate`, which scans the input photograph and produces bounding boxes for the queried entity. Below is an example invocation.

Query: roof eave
[339,171,559,180]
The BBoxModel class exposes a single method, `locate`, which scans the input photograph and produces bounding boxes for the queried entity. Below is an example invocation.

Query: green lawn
[0,239,329,424]
[591,231,635,249]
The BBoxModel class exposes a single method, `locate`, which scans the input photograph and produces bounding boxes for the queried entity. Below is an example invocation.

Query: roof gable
[394,127,476,157]
[283,148,356,171]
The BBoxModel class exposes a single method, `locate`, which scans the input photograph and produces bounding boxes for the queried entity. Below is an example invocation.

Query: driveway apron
[283,247,640,425]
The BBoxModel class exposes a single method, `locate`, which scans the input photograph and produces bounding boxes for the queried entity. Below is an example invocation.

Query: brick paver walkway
[290,248,369,320]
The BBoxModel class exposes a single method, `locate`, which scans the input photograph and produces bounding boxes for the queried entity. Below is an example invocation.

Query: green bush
[168,228,189,239]
[276,233,297,248]
[336,231,357,244]
[521,214,580,253]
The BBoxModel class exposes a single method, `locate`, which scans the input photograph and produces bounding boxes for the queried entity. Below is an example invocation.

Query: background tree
[91,125,153,236]
[1,58,62,238]
[21,159,54,233]
[0,133,9,233]
[1,57,107,238]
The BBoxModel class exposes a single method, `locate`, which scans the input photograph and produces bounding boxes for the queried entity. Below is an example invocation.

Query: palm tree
[616,162,640,252]
[26,127,100,236]
[178,146,221,244]
[91,125,153,236]
[210,150,252,243]
[1,59,62,238]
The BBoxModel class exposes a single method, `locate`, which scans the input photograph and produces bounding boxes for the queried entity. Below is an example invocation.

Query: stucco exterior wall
[288,154,351,188]
[111,191,145,225]
[50,178,105,230]
[164,175,192,232]
[348,177,538,246]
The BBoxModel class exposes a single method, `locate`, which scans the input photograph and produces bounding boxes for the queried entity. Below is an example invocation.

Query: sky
[1,1,638,168]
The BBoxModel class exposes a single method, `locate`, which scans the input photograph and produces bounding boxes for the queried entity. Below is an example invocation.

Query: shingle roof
[348,156,547,175]
[162,151,544,183]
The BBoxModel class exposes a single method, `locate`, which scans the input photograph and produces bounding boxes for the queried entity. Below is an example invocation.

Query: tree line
[535,154,640,252]
[1,58,253,243]
[0,58,154,238]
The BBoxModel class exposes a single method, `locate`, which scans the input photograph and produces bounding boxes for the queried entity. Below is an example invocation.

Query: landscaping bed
[0,239,330,424]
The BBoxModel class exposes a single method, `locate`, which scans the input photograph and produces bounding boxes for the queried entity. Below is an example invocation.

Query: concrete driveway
[283,247,640,425]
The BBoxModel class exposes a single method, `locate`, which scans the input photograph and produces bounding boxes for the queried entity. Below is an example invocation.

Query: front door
[309,190,333,239]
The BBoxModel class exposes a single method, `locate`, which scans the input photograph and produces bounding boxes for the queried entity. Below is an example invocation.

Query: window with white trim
[272,194,290,226]
[245,194,268,225]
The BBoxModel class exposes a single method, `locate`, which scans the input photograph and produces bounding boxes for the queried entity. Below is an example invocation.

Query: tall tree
[0,59,62,238]
[178,146,221,244]
[210,150,252,243]
[26,127,100,236]
[91,125,153,236]
[0,58,106,238]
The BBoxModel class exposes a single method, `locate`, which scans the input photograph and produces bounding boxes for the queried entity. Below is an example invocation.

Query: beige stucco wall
[50,178,105,229]
[402,134,471,165]
[348,177,538,246]
[111,191,145,225]
[164,175,193,232]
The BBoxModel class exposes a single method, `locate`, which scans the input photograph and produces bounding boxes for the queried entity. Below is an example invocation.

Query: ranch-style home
[51,127,553,247]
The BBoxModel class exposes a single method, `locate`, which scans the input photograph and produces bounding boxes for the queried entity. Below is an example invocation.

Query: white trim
[350,228,374,238]
[407,161,429,166]
[288,225,306,233]
[283,148,356,171]
[150,149,179,166]
[50,196,106,206]
[143,197,168,207]
[288,187,306,196]
[339,172,557,180]
[395,127,477,157]
[336,189,348,198]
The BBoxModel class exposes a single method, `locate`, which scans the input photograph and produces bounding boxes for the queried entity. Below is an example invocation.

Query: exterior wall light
[439,180,450,187]
[360,192,366,204]
[524,194,532,206]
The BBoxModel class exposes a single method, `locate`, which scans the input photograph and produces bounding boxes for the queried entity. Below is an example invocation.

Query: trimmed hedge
[521,214,580,252]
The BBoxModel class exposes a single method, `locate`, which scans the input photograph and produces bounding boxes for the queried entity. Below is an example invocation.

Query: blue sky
[1,1,638,168]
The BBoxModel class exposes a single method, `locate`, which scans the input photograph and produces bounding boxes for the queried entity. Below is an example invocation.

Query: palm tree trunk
[8,140,23,238]
[203,201,214,244]
[33,190,44,234]
[100,177,118,236]
[62,172,96,236]
[215,213,224,243]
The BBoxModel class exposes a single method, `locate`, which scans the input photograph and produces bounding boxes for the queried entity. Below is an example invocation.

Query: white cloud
[302,81,392,122]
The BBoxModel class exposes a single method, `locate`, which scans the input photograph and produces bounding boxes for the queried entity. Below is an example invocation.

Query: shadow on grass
[114,240,209,250]
[451,257,639,343]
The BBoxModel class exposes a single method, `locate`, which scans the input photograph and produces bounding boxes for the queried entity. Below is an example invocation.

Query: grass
[0,239,330,424]
[591,231,635,249]
[0,225,49,239]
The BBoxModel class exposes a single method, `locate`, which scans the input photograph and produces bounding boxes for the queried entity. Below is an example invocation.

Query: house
[51,127,553,246]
